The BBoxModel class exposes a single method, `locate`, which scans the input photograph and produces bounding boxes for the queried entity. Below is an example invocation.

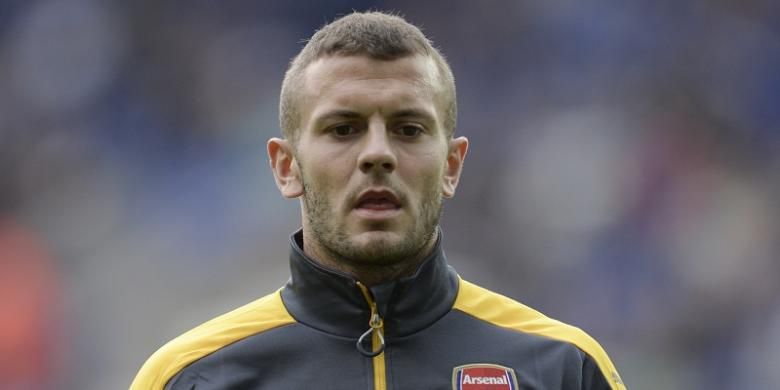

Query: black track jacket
[131,230,625,389]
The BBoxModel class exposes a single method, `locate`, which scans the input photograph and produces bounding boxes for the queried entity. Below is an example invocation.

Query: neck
[301,231,438,286]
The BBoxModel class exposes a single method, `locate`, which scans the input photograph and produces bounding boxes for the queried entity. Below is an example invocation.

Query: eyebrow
[313,108,437,125]
[391,109,435,121]
[317,110,362,120]
[316,110,363,122]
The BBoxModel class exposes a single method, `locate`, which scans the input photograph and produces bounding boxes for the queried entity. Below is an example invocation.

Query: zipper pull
[357,311,385,357]
[356,282,386,357]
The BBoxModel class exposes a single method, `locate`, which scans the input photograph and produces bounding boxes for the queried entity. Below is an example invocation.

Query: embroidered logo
[452,363,518,390]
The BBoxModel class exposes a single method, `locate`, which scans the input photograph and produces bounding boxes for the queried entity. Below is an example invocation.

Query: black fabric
[164,308,612,390]
[165,323,371,390]
[386,310,607,389]
[281,229,459,338]
[163,229,615,389]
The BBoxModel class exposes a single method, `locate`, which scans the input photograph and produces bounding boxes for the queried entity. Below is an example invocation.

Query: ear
[442,136,469,198]
[268,137,303,198]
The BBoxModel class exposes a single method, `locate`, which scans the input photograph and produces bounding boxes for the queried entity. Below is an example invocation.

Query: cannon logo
[452,364,518,390]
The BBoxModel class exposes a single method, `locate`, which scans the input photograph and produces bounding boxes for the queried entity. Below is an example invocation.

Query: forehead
[298,55,443,119]
[304,54,440,87]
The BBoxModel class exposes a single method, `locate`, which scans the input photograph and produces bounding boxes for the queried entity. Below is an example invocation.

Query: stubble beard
[301,173,442,272]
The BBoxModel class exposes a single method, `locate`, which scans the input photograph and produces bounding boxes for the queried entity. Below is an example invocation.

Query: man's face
[276,54,467,267]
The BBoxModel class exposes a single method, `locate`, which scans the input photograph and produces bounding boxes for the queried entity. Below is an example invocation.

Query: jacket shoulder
[129,289,295,390]
[453,278,626,390]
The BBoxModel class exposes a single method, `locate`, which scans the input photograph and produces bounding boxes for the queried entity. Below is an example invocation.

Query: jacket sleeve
[581,352,624,390]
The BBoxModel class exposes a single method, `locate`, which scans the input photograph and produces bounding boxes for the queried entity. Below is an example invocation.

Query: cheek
[399,152,446,189]
[303,155,354,199]
[326,157,357,190]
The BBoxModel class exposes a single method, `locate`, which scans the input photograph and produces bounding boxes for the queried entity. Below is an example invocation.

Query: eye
[397,124,424,137]
[330,124,357,137]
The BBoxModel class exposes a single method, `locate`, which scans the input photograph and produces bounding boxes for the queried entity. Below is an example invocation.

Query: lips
[355,190,401,211]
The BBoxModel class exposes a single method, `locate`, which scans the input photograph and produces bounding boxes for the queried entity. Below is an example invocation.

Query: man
[131,11,625,390]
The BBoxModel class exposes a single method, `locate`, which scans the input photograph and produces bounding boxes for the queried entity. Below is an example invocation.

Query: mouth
[354,189,402,214]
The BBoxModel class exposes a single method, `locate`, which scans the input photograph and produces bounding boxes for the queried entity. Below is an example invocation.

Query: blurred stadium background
[1,1,778,389]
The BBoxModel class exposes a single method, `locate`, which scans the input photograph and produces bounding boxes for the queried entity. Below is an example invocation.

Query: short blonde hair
[279,11,456,142]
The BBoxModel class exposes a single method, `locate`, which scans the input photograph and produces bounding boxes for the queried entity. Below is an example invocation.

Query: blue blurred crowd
[0,1,778,389]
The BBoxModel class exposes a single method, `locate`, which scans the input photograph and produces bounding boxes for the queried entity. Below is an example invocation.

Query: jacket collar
[280,228,459,338]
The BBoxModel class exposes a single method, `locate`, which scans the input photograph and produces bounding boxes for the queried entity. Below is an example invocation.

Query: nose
[358,121,397,174]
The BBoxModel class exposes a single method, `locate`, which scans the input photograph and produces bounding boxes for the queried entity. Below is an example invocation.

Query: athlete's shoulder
[129,289,296,390]
[453,278,626,390]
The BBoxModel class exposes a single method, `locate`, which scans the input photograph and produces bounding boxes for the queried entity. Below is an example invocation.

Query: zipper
[356,281,387,390]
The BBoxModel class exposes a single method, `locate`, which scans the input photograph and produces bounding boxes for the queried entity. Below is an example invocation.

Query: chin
[346,231,411,263]
[352,229,402,246]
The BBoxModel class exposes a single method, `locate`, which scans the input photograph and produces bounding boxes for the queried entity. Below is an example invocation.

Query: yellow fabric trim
[453,279,626,390]
[129,289,296,390]
[358,281,387,390]
[372,334,386,390]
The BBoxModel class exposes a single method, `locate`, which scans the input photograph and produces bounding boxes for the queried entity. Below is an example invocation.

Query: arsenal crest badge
[452,363,518,390]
